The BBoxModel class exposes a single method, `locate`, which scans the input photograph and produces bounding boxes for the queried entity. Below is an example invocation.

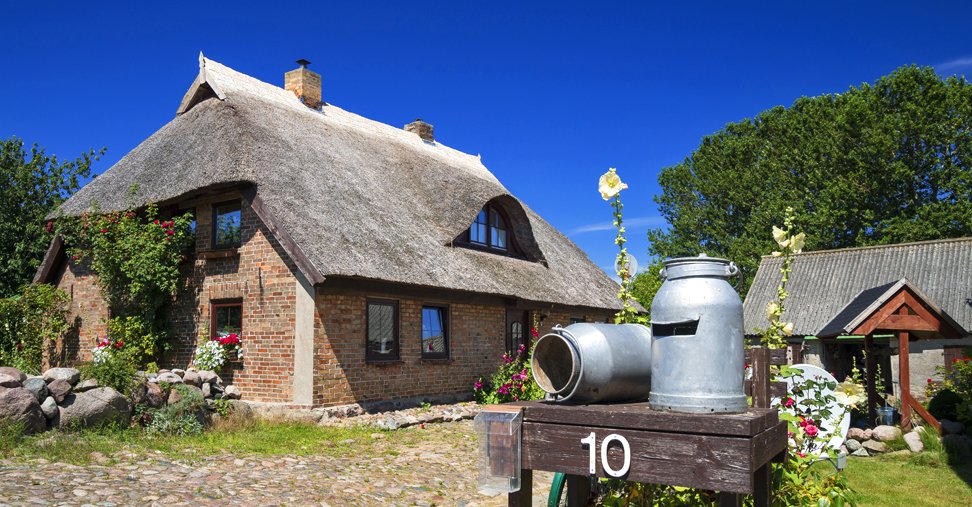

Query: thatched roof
[56,54,622,310]
[743,237,972,336]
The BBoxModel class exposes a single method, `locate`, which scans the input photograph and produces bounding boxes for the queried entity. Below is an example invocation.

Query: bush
[0,284,70,374]
[928,389,962,421]
[145,383,205,436]
[106,315,166,368]
[78,350,139,397]
[473,344,545,404]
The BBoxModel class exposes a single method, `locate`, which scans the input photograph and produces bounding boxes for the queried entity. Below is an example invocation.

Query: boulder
[223,385,242,400]
[0,366,27,383]
[226,400,252,418]
[903,431,924,453]
[201,382,212,398]
[40,396,58,420]
[58,387,131,429]
[157,372,183,384]
[198,370,221,385]
[846,427,866,441]
[43,367,81,386]
[167,384,204,406]
[871,425,903,442]
[144,382,164,408]
[75,379,99,392]
[862,428,873,441]
[0,387,45,434]
[0,373,22,388]
[941,419,966,436]
[47,379,72,403]
[845,439,862,452]
[182,370,202,388]
[862,440,888,454]
[171,369,186,378]
[22,377,48,403]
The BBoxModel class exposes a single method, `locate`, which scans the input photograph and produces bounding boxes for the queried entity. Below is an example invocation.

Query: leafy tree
[0,138,102,296]
[630,260,664,315]
[648,66,972,292]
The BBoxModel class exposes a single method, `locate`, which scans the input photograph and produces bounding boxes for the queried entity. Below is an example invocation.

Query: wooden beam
[32,236,65,285]
[898,305,912,429]
[877,314,940,332]
[243,189,326,286]
[904,391,942,434]
[853,288,962,339]
[865,335,877,423]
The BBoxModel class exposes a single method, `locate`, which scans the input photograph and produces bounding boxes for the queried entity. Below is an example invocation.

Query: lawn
[844,455,972,507]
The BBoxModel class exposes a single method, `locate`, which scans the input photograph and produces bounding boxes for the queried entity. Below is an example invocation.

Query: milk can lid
[661,254,739,280]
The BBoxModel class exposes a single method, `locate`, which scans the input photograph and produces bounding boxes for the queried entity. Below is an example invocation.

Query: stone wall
[890,336,972,401]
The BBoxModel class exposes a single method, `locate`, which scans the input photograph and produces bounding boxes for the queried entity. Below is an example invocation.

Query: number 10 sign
[580,432,631,477]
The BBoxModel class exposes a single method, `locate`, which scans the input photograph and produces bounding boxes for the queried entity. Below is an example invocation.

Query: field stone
[201,383,212,398]
[225,400,253,419]
[846,427,866,441]
[43,367,81,386]
[58,387,131,429]
[156,372,183,384]
[171,369,186,378]
[903,431,924,453]
[862,440,888,454]
[168,384,204,406]
[40,396,58,419]
[871,425,902,442]
[851,448,869,457]
[0,387,45,434]
[0,372,22,388]
[23,377,48,403]
[144,382,164,408]
[845,439,862,452]
[862,428,873,441]
[75,379,99,392]
[47,379,73,403]
[198,370,220,385]
[0,366,27,383]
[223,385,241,400]
[182,370,201,387]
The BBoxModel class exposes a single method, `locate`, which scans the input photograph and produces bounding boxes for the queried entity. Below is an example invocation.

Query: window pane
[489,208,507,250]
[511,321,522,342]
[368,302,397,359]
[422,306,447,356]
[214,304,242,337]
[215,202,242,248]
[470,210,488,244]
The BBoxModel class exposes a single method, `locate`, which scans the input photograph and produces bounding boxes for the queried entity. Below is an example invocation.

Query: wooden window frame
[365,299,400,363]
[458,204,523,257]
[421,304,450,360]
[210,300,243,341]
[212,200,242,250]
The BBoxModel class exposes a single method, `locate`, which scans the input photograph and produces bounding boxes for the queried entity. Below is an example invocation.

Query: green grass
[0,417,386,465]
[844,454,972,506]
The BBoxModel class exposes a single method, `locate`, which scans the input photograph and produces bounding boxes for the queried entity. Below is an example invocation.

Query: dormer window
[469,205,509,251]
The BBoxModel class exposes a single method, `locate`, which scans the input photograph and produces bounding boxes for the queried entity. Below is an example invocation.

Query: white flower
[771,251,782,257]
[772,226,787,245]
[834,381,867,408]
[766,302,780,321]
[193,340,227,371]
[598,168,628,201]
[791,232,806,253]
[782,322,794,336]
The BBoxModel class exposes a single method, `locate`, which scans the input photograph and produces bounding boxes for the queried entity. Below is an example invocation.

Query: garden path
[0,419,553,507]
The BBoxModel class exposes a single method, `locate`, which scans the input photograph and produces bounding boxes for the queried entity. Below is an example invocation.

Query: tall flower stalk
[761,206,805,349]
[599,168,638,324]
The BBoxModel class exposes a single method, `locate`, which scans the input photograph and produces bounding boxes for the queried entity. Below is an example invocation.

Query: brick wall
[52,261,108,367]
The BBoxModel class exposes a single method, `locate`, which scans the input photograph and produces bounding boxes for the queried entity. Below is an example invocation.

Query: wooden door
[506,310,528,354]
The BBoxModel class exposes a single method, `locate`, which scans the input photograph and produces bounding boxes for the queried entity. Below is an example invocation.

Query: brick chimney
[284,59,322,109]
[405,119,434,142]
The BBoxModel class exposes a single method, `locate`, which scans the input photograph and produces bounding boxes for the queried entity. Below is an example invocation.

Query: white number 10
[580,432,631,477]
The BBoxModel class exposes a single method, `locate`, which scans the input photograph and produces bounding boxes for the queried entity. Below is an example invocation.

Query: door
[506,310,528,355]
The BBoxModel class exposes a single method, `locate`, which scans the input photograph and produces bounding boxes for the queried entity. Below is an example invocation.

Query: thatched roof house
[40,55,622,408]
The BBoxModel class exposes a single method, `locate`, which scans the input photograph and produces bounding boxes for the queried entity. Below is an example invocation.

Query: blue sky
[3,2,971,277]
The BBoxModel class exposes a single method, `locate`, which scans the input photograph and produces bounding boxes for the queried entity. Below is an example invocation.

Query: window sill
[366,359,403,366]
[421,357,452,363]
[198,247,240,259]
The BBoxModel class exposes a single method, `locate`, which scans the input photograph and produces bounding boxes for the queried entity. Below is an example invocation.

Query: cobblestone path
[0,419,553,507]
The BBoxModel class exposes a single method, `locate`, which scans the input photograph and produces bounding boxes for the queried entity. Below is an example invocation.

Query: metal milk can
[649,254,748,413]
[531,323,652,404]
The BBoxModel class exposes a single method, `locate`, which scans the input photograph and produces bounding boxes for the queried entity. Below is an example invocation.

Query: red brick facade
[50,191,613,407]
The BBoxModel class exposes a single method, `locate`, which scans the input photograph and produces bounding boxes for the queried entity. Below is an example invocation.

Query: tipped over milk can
[531,323,652,404]
[649,255,747,413]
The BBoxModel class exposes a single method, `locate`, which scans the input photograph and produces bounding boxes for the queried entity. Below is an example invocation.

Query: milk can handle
[726,262,740,277]
[659,268,667,281]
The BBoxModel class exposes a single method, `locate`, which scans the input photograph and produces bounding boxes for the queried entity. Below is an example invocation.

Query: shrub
[0,284,70,374]
[928,389,962,422]
[78,350,139,397]
[106,316,166,368]
[473,343,545,404]
[145,383,205,436]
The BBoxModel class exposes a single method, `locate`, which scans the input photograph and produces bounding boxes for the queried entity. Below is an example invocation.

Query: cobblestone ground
[0,419,554,507]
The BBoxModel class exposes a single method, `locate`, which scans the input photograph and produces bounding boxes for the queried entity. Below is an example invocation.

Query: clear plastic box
[474,407,523,494]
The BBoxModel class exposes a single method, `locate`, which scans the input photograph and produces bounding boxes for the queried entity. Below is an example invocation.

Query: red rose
[153,219,160,225]
[45,221,54,233]
[166,229,174,236]
[101,228,108,234]
[804,424,819,438]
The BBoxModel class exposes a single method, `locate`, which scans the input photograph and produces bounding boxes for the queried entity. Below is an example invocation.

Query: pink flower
[530,327,539,338]
[153,219,160,225]
[796,452,807,458]
[804,424,819,438]
[166,229,175,236]
[784,397,794,408]
[101,228,108,234]
[474,380,483,390]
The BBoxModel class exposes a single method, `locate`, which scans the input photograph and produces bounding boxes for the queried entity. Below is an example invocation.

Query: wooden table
[504,401,787,507]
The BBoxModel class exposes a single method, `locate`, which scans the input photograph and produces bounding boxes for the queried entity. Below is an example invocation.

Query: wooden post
[864,334,877,423]
[751,347,770,408]
[898,325,912,429]
[508,468,532,507]
[565,474,591,507]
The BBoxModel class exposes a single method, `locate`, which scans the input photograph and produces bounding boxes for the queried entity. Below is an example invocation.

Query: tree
[0,138,102,296]
[648,66,972,293]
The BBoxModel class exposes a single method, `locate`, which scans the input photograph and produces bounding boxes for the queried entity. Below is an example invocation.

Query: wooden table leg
[717,492,741,507]
[753,462,771,507]
[566,474,591,507]
[508,468,532,507]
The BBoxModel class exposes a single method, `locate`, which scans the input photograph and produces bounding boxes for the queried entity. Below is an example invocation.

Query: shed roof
[53,54,623,310]
[743,237,972,336]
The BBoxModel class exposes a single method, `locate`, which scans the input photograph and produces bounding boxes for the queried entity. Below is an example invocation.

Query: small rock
[371,433,386,440]
[941,419,966,435]
[0,366,27,383]
[22,377,48,403]
[845,439,862,452]
[201,382,211,398]
[75,379,100,392]
[0,387,45,434]
[47,379,72,403]
[43,367,81,386]
[198,370,221,385]
[223,385,241,400]
[171,369,186,378]
[156,372,183,384]
[871,425,902,442]
[40,396,58,419]
[846,427,866,441]
[851,448,869,457]
[0,373,21,388]
[182,370,201,387]
[903,431,924,453]
[862,440,888,454]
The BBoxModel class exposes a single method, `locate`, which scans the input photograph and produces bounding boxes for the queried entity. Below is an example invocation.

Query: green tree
[0,138,102,296]
[648,66,972,292]
[630,260,664,315]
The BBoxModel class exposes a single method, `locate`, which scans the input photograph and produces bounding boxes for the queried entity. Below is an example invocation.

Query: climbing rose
[804,424,819,438]
[598,168,628,200]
